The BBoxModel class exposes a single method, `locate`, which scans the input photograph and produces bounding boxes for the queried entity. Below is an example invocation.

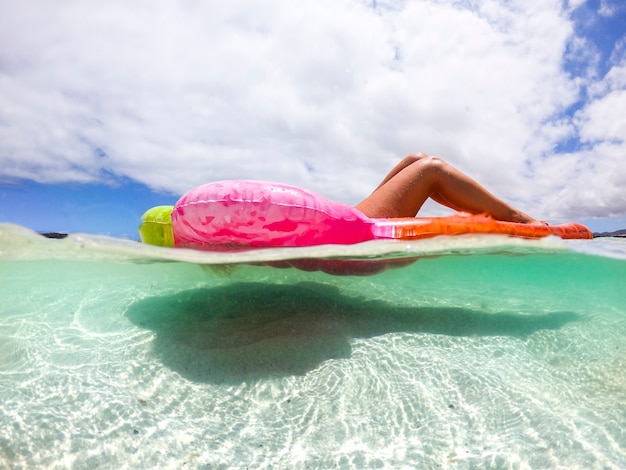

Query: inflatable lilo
[139,179,592,248]
[139,179,591,275]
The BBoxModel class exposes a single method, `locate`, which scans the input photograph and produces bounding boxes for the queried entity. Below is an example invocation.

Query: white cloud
[598,0,625,18]
[565,0,587,11]
[533,62,626,221]
[0,0,624,221]
[610,37,626,66]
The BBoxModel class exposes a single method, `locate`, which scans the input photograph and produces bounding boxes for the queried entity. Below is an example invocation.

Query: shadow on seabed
[125,281,580,384]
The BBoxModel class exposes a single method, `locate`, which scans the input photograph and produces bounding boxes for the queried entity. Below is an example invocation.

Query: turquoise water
[1,223,626,468]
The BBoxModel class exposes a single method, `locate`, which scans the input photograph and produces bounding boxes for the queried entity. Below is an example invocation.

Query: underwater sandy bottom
[1,228,626,468]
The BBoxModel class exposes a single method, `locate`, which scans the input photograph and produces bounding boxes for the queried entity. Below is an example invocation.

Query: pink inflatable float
[171,180,375,248]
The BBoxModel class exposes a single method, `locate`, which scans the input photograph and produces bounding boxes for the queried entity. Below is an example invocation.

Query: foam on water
[1,223,626,468]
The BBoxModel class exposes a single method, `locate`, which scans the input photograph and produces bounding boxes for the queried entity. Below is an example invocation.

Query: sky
[1,0,625,238]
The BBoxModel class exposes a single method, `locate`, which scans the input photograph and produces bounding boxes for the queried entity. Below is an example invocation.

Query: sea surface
[1,223,626,469]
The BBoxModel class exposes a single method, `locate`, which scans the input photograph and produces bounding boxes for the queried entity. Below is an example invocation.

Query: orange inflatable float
[371,213,592,240]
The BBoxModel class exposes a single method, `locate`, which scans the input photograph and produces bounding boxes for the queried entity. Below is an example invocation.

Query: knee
[423,156,449,177]
[425,155,445,167]
[406,153,446,170]
[405,152,429,163]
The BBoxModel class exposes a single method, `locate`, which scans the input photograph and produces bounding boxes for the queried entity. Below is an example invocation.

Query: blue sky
[1,0,625,237]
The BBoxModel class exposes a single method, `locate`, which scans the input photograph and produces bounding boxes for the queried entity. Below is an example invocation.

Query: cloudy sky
[1,0,625,237]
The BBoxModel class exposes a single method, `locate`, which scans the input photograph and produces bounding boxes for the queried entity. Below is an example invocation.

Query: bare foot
[524,216,549,225]
[511,210,548,225]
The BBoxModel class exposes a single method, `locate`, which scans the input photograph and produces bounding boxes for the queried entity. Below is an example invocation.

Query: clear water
[1,223,626,469]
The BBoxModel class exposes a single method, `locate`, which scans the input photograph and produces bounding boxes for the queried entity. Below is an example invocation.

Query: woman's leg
[355,153,540,223]
[372,153,429,191]
[373,153,466,210]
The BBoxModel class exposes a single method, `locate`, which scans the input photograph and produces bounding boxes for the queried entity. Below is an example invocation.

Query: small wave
[3,222,610,262]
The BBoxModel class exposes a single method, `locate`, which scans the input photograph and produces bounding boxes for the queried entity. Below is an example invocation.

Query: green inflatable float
[138,205,174,247]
